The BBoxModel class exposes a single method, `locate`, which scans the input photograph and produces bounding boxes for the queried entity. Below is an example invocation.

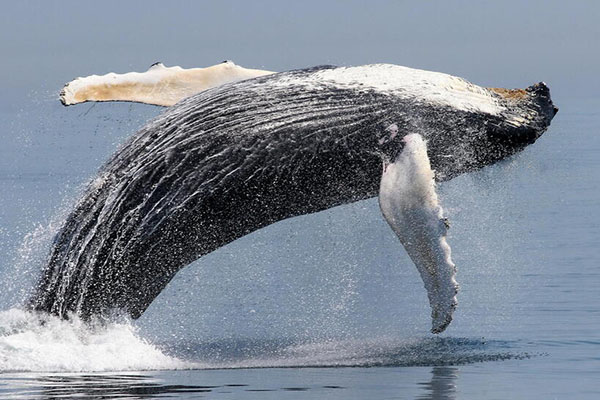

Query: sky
[0,0,598,106]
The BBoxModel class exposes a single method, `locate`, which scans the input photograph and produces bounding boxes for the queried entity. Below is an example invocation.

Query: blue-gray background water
[0,1,598,398]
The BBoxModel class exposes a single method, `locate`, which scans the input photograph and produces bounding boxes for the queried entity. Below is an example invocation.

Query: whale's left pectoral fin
[379,133,459,334]
[60,61,275,107]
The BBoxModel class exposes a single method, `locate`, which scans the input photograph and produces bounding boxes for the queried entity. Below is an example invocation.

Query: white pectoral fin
[379,133,458,334]
[60,61,275,107]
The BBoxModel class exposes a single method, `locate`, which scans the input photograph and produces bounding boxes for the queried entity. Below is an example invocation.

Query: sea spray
[0,308,528,371]
[0,309,195,372]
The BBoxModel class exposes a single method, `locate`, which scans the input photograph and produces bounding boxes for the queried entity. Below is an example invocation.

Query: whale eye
[378,123,400,145]
[386,123,399,136]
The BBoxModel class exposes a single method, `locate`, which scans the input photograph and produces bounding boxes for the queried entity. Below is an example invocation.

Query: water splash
[0,308,529,373]
[0,309,195,372]
[166,336,528,369]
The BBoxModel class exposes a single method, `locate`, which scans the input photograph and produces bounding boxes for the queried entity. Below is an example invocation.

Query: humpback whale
[30,63,557,333]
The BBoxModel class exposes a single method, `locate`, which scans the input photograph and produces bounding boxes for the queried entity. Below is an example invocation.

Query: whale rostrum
[32,63,557,333]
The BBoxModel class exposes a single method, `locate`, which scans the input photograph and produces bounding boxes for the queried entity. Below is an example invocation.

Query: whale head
[481,81,558,166]
[409,81,558,181]
[490,82,558,142]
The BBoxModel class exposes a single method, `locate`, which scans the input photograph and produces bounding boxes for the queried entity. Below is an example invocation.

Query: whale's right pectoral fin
[60,61,275,107]
[378,133,459,334]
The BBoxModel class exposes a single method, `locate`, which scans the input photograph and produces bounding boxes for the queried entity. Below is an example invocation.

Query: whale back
[30,65,556,319]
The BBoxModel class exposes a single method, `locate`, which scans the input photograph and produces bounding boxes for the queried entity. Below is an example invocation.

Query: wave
[0,308,529,373]
[0,309,194,373]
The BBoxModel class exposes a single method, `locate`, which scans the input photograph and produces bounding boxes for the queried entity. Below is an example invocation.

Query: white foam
[0,309,196,372]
